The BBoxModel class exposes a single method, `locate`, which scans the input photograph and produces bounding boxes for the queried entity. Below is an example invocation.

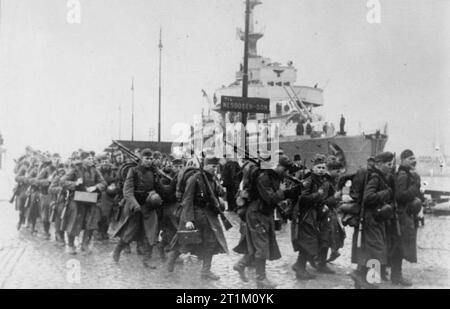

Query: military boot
[67,236,77,255]
[349,269,379,289]
[123,243,132,254]
[112,240,126,263]
[391,276,413,287]
[158,243,167,261]
[327,250,341,263]
[201,254,220,281]
[255,258,277,289]
[142,245,157,269]
[17,215,25,231]
[292,253,303,272]
[166,250,181,273]
[80,230,92,253]
[136,239,145,255]
[317,248,336,274]
[233,260,249,283]
[295,253,316,280]
[43,222,51,240]
[30,223,37,234]
[391,261,412,286]
[56,231,66,247]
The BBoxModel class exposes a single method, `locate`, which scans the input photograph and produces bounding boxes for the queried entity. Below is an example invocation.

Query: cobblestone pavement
[0,172,449,289]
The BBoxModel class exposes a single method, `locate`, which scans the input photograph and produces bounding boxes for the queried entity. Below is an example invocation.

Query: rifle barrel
[195,155,233,230]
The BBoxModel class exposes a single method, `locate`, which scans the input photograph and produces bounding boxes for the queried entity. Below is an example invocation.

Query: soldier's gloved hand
[131,202,141,212]
[186,221,195,230]
[284,185,302,200]
[86,186,97,193]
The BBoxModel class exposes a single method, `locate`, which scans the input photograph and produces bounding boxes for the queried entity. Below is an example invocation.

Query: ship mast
[158,27,163,144]
[131,77,135,141]
[241,0,262,155]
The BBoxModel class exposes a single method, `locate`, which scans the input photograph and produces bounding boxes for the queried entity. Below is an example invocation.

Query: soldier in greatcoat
[388,149,422,286]
[166,156,228,280]
[323,156,346,263]
[35,155,58,239]
[24,157,41,234]
[112,149,163,268]
[222,158,241,212]
[291,155,336,280]
[158,159,184,259]
[350,151,395,289]
[97,153,118,241]
[233,155,300,288]
[48,165,67,246]
[61,151,106,254]
[13,159,31,230]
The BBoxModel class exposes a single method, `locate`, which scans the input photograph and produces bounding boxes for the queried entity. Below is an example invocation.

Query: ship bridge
[215,0,323,121]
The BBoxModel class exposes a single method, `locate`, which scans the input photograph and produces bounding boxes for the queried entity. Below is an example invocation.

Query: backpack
[338,168,369,227]
[176,167,199,198]
[235,162,261,221]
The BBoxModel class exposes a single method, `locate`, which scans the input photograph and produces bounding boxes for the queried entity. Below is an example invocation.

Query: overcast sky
[0,0,449,162]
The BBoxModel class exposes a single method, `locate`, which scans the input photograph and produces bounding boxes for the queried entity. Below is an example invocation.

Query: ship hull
[264,134,387,173]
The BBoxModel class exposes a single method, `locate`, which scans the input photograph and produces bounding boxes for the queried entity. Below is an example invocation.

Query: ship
[180,0,388,173]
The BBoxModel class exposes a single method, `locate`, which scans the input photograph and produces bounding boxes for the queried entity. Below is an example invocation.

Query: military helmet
[145,191,163,210]
[106,183,119,197]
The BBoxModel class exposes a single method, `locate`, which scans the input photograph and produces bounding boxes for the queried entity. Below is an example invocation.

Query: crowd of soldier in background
[10,145,423,289]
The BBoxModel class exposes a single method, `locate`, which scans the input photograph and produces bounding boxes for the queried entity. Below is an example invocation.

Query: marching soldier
[61,151,107,255]
[350,151,395,289]
[97,153,118,241]
[111,150,133,254]
[233,155,300,288]
[24,157,41,234]
[158,159,184,259]
[324,156,346,263]
[112,148,163,268]
[166,155,228,280]
[35,155,58,239]
[291,155,336,280]
[48,164,68,246]
[388,149,422,286]
[13,159,31,230]
[222,157,241,212]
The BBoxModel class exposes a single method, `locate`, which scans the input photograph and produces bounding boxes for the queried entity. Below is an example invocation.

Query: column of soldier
[11,145,423,289]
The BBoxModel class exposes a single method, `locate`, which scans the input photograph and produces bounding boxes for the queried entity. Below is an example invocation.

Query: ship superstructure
[185,0,387,173]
